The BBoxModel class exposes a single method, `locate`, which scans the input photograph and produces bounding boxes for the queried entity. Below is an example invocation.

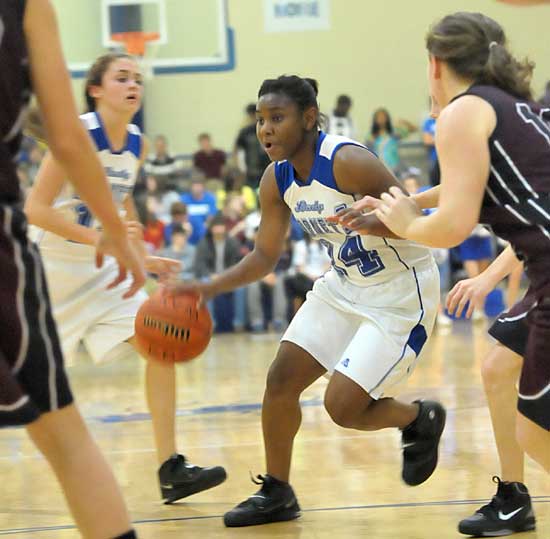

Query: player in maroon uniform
[1,0,145,537]
[343,11,550,469]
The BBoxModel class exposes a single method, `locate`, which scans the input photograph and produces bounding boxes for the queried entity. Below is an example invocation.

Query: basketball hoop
[111,31,160,56]
[111,31,160,79]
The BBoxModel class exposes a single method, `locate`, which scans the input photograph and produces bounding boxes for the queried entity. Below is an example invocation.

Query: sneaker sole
[458,517,536,537]
[403,403,446,486]
[162,470,227,504]
[224,501,301,527]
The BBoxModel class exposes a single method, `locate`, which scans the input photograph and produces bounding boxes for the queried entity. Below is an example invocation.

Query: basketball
[134,289,213,363]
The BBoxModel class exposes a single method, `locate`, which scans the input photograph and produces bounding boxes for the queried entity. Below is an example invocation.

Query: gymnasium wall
[52,0,550,153]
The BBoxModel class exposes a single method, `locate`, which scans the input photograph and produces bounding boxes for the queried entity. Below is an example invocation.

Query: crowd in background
[17,86,548,333]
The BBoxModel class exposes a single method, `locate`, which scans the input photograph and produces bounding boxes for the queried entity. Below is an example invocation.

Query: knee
[481,348,521,390]
[324,395,363,429]
[265,361,299,399]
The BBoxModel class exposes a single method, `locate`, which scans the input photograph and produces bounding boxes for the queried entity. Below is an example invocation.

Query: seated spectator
[234,103,271,189]
[216,167,258,212]
[285,236,331,317]
[327,94,354,138]
[366,108,416,171]
[158,224,195,280]
[194,214,242,332]
[143,209,165,253]
[194,213,242,278]
[143,174,181,223]
[164,201,193,246]
[151,134,175,166]
[193,133,226,179]
[247,229,292,332]
[180,178,218,245]
[223,193,247,245]
[145,174,161,197]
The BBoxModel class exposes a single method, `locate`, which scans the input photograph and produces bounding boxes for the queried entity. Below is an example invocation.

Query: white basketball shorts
[40,248,147,366]
[282,262,440,399]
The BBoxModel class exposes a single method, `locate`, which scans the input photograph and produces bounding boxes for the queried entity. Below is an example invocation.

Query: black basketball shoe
[158,454,227,504]
[401,400,446,486]
[224,474,301,527]
[458,477,536,536]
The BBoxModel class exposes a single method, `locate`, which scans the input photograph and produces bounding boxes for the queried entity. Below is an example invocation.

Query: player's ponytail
[84,53,134,112]
[258,75,324,128]
[426,12,534,101]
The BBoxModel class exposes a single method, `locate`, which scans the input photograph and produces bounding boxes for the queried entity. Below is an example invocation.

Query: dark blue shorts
[459,236,493,261]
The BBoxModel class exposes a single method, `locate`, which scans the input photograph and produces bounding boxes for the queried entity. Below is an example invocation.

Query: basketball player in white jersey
[172,75,446,527]
[24,53,226,503]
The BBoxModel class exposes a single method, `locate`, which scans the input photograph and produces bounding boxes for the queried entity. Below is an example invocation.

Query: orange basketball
[134,289,212,363]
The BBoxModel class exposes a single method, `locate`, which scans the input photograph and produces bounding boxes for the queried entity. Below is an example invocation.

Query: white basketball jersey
[275,132,433,287]
[32,111,142,256]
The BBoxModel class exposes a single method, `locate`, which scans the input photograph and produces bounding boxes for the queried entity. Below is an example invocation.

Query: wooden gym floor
[0,321,548,538]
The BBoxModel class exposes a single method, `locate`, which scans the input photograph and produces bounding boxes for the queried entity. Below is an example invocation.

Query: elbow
[47,138,79,163]
[23,198,39,225]
[253,246,279,274]
[47,126,89,163]
[441,224,477,248]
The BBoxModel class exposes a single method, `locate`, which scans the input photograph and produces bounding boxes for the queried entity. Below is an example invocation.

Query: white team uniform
[278,132,439,398]
[30,112,148,365]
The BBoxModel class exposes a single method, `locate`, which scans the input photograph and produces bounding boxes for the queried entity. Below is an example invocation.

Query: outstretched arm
[446,245,522,318]
[171,164,291,299]
[370,96,495,247]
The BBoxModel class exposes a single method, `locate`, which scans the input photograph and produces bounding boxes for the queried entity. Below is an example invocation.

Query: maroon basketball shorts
[489,286,550,430]
[0,205,73,427]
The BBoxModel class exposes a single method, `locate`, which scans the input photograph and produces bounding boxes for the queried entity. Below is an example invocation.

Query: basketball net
[111,31,160,80]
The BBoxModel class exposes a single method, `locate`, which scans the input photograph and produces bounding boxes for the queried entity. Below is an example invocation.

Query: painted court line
[1,498,549,535]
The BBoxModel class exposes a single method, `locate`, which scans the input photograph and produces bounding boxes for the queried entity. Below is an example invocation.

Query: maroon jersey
[457,85,550,291]
[0,0,31,204]
[458,85,550,430]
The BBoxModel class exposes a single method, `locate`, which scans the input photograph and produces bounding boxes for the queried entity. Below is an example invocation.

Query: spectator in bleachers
[221,194,249,331]
[151,134,175,166]
[194,213,241,278]
[366,108,416,171]
[143,209,165,252]
[234,103,271,189]
[164,201,193,247]
[144,174,181,223]
[223,193,248,246]
[193,133,226,180]
[180,178,218,246]
[194,213,243,332]
[216,167,258,212]
[285,235,331,318]
[327,94,354,138]
[158,224,195,281]
[247,228,292,333]
[145,174,162,202]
